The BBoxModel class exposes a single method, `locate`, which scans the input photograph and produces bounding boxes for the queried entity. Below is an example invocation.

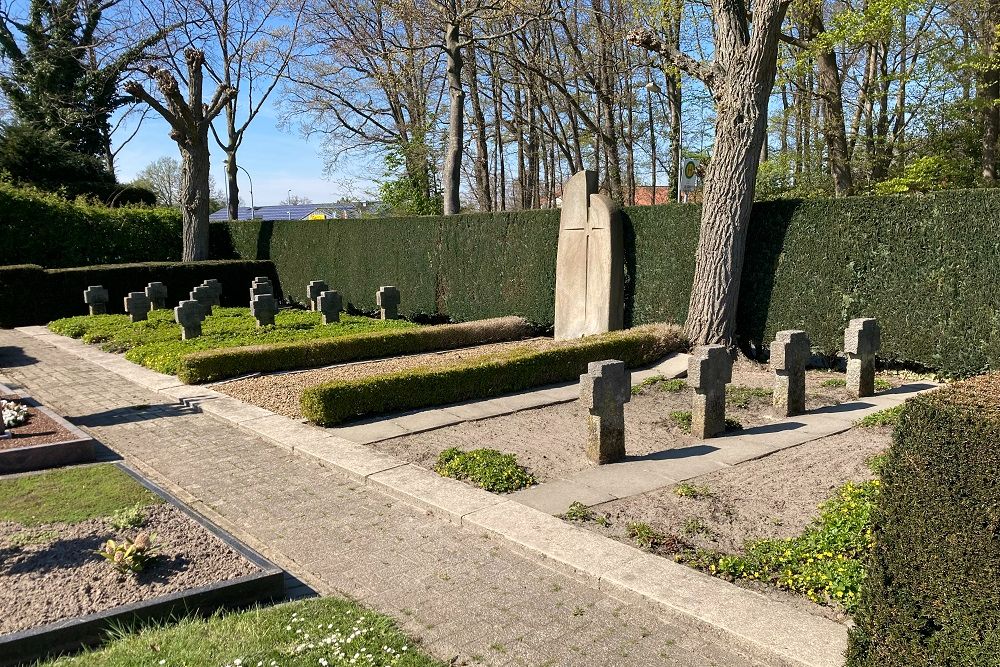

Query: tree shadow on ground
[0,346,39,367]
[70,403,201,428]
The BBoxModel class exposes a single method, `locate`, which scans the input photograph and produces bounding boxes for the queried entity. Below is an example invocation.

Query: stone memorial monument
[554,170,624,340]
[689,345,732,439]
[580,359,630,464]
[317,290,342,324]
[124,291,152,323]
[845,318,881,397]
[83,285,109,315]
[377,286,400,320]
[771,330,810,416]
[251,293,277,326]
[145,282,168,309]
[174,300,205,339]
[307,281,328,311]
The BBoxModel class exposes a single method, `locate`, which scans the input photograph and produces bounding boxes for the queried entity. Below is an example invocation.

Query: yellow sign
[306,213,327,220]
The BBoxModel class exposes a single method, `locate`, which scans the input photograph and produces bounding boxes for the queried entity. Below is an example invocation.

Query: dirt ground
[371,360,903,483]
[0,403,77,450]
[215,338,555,418]
[0,503,258,634]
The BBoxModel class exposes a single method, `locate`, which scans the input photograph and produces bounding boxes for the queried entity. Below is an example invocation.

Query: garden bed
[370,359,904,484]
[0,384,95,474]
[0,463,283,665]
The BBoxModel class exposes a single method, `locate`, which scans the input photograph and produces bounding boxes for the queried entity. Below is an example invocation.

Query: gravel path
[215,338,556,418]
[0,503,257,634]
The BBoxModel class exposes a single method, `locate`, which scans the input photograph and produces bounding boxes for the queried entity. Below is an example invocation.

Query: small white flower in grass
[159,661,166,665]
[234,660,242,666]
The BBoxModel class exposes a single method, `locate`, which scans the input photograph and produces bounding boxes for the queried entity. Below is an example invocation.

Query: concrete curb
[16,327,850,667]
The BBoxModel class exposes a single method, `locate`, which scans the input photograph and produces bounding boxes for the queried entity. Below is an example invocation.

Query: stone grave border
[16,325,861,667]
[0,461,285,667]
[0,382,96,475]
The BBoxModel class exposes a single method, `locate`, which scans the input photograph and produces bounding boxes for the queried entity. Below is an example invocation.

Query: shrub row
[176,316,538,384]
[300,324,685,426]
[846,374,1000,666]
[0,260,279,328]
[212,189,1000,376]
[0,182,182,268]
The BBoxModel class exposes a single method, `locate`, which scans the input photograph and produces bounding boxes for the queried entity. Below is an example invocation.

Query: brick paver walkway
[0,330,762,667]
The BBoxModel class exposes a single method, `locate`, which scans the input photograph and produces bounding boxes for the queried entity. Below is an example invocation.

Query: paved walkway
[0,329,762,667]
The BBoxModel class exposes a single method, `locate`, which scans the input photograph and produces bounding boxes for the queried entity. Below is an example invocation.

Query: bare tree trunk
[180,136,212,261]
[443,21,464,215]
[465,41,492,210]
[225,147,240,220]
[981,0,1000,181]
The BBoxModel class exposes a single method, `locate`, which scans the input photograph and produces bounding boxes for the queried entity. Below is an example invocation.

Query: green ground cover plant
[856,405,905,428]
[42,597,442,667]
[49,307,415,376]
[434,448,535,493]
[726,385,773,408]
[301,324,685,426]
[0,465,161,526]
[673,483,713,499]
[632,376,687,395]
[669,410,693,432]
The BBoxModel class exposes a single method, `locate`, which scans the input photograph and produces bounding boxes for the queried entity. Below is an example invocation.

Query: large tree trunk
[980,0,1000,181]
[811,15,853,196]
[442,21,464,215]
[180,136,212,261]
[465,41,492,211]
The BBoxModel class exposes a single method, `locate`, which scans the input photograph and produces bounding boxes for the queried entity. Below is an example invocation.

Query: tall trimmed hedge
[0,182,182,268]
[846,375,1000,666]
[0,260,279,327]
[213,189,1000,376]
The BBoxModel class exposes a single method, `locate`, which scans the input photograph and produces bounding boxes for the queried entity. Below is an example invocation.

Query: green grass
[0,464,162,526]
[42,597,443,666]
[726,385,773,408]
[821,377,847,388]
[856,404,905,428]
[669,410,693,432]
[673,483,713,499]
[434,448,536,493]
[690,479,879,612]
[631,376,687,396]
[48,308,416,376]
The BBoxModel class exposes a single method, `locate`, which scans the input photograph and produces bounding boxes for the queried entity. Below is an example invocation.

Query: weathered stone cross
[251,293,277,326]
[688,345,733,439]
[845,318,881,397]
[377,286,400,320]
[145,282,168,309]
[317,290,342,324]
[201,279,222,307]
[306,280,328,311]
[580,359,631,464]
[190,285,214,315]
[124,291,152,323]
[250,277,273,303]
[771,330,810,416]
[554,170,624,340]
[83,285,109,315]
[174,300,205,339]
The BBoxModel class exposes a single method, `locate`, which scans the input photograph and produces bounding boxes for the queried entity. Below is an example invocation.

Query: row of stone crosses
[83,279,403,340]
[580,318,882,465]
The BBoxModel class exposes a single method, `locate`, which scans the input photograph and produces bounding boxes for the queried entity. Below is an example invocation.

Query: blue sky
[114,100,380,207]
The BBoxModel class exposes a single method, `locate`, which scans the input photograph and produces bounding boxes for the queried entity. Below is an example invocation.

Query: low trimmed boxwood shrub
[300,324,685,426]
[176,316,538,384]
[846,375,1000,666]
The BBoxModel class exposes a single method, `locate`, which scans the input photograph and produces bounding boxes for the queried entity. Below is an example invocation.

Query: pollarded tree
[124,49,235,261]
[630,0,794,346]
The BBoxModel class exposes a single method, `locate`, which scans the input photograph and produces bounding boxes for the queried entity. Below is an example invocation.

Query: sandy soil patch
[0,503,257,635]
[371,360,902,483]
[215,338,556,418]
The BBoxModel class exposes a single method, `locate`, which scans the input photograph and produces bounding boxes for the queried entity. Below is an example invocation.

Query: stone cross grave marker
[250,278,273,304]
[174,300,205,339]
[124,291,151,323]
[688,345,732,439]
[190,285,214,315]
[317,290,342,324]
[83,285,109,315]
[554,170,624,340]
[145,282,167,309]
[845,318,881,397]
[580,359,631,464]
[771,330,810,416]
[201,279,222,307]
[307,280,328,311]
[377,286,400,320]
[251,293,277,327]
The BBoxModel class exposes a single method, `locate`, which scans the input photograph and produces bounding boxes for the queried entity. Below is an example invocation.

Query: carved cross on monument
[554,170,624,340]
[124,291,152,323]
[83,285,109,315]
[377,286,400,320]
[251,293,277,326]
[145,282,168,309]
[307,280,329,311]
[317,290,342,324]
[174,300,205,339]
